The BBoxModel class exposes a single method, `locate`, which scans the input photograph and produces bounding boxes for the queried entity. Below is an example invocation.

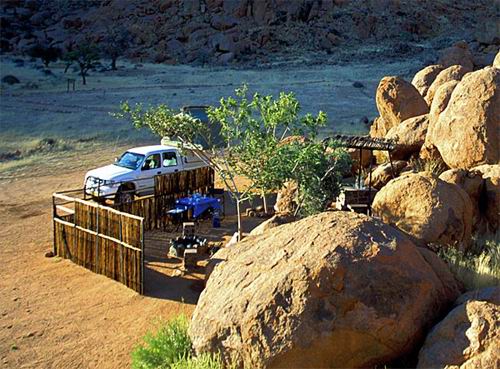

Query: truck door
[161,151,181,174]
[136,153,161,195]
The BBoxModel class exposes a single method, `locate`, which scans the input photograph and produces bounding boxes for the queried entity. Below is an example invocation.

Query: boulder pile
[366,47,499,240]
[190,212,461,368]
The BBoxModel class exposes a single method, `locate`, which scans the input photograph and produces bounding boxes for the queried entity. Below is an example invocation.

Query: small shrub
[131,316,192,369]
[438,232,500,291]
[131,316,228,369]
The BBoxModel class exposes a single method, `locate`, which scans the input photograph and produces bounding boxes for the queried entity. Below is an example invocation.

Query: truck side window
[142,154,161,170]
[162,152,178,167]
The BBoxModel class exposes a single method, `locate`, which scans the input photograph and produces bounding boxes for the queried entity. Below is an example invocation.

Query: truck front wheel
[114,185,135,205]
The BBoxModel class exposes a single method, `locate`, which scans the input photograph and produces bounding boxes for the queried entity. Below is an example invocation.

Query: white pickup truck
[84,144,209,204]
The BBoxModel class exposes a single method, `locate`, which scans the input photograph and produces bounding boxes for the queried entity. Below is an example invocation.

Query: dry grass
[408,157,447,176]
[439,232,500,291]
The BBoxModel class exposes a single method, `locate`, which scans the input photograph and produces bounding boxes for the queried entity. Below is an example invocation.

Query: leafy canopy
[116,85,350,216]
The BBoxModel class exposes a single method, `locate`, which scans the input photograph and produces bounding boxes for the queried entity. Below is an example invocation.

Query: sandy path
[0,170,196,369]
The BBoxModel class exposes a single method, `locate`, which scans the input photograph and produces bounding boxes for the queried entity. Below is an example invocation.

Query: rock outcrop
[190,212,461,368]
[437,41,474,71]
[365,160,408,190]
[417,287,500,369]
[424,65,469,106]
[428,67,500,169]
[375,76,429,131]
[411,65,445,99]
[372,172,473,249]
[386,114,429,160]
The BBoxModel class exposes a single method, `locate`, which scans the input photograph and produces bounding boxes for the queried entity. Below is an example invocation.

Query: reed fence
[113,166,215,230]
[53,194,144,293]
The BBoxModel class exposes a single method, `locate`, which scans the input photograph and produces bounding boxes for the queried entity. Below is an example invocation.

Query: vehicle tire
[114,186,135,205]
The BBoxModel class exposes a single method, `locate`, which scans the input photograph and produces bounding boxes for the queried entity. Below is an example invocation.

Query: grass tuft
[408,158,447,176]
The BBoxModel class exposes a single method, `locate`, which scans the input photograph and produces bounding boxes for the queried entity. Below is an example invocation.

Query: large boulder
[365,160,408,190]
[417,287,500,369]
[190,212,461,368]
[372,172,473,249]
[274,181,298,214]
[411,64,445,99]
[425,65,469,106]
[386,114,429,160]
[428,80,459,125]
[473,164,500,231]
[347,147,373,176]
[494,51,500,68]
[439,168,484,229]
[429,67,500,169]
[437,41,474,71]
[369,116,390,138]
[375,76,429,131]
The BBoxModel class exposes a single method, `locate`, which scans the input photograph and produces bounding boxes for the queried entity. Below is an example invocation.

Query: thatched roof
[324,135,396,151]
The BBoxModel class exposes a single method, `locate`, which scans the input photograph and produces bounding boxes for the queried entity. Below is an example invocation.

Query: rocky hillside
[1,0,497,65]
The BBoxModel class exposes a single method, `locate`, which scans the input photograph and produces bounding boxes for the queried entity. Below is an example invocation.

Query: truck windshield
[115,152,144,170]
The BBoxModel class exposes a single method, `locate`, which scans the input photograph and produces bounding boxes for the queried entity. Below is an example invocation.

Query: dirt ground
[0,156,267,369]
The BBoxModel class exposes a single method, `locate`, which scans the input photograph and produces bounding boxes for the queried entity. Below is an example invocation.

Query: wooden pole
[388,151,396,179]
[358,148,362,188]
[140,219,144,294]
[95,205,100,274]
[368,150,373,216]
[52,195,57,255]
[119,214,123,284]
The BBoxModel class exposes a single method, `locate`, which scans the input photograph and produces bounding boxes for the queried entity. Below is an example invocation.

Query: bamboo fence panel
[53,196,144,293]
[114,167,215,231]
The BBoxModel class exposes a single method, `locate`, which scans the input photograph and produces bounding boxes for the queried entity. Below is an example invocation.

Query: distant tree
[63,41,99,85]
[26,36,62,67]
[100,25,131,70]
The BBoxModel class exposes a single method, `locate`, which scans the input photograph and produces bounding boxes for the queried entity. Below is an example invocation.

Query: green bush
[131,316,226,369]
[438,232,500,291]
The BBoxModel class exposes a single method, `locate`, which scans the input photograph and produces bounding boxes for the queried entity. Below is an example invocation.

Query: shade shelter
[323,135,397,214]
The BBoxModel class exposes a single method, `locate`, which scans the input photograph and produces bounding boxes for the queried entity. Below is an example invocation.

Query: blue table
[174,194,221,219]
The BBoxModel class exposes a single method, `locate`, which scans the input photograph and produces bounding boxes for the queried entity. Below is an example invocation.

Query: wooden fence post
[95,204,100,274]
[119,214,123,284]
[140,219,144,294]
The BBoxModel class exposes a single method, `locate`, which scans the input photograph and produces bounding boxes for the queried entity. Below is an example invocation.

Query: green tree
[99,25,131,70]
[63,41,99,85]
[116,86,350,238]
[27,43,61,67]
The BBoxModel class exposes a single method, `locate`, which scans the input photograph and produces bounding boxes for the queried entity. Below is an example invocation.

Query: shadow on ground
[142,192,274,303]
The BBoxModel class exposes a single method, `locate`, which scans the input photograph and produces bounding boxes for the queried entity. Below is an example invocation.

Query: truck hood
[85,164,134,181]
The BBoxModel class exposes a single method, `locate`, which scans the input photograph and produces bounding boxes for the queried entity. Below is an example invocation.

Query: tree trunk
[262,191,268,214]
[236,199,242,241]
[111,57,117,70]
[80,66,87,85]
